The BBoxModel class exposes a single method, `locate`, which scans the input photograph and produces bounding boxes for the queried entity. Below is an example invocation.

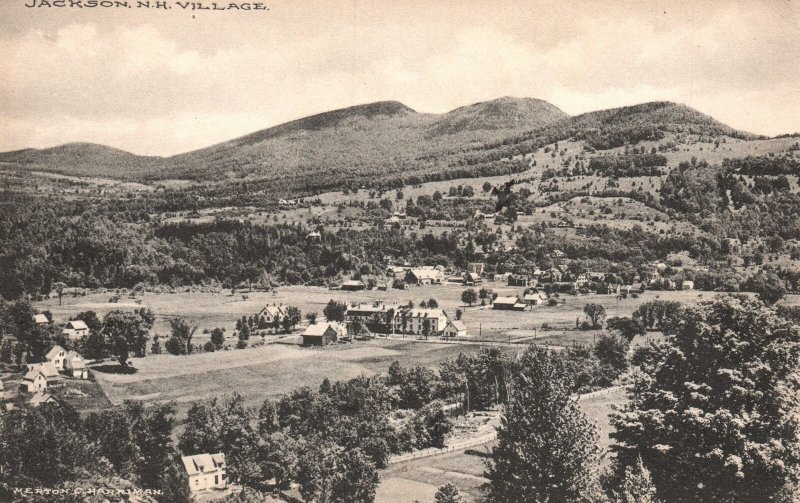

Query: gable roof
[407,268,443,280]
[33,314,49,324]
[523,292,547,301]
[303,322,343,337]
[346,303,398,315]
[64,320,88,331]
[46,345,66,361]
[399,308,447,319]
[446,320,467,331]
[29,392,56,406]
[259,305,285,317]
[493,296,521,305]
[181,453,226,476]
[65,351,87,370]
[24,362,60,381]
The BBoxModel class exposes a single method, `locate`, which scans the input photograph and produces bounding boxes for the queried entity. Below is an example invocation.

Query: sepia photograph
[1,0,799,501]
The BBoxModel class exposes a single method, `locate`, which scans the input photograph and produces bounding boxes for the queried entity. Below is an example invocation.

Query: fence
[388,385,629,465]
[388,432,496,465]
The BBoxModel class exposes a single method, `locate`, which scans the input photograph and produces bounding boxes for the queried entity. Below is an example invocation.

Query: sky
[1,0,799,156]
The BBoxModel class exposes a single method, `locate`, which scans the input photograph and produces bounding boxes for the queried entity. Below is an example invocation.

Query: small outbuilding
[442,320,467,338]
[341,280,366,291]
[302,322,345,346]
[62,320,89,340]
[492,296,526,311]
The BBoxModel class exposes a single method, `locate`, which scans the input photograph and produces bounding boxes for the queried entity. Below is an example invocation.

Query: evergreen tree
[434,483,463,503]
[612,457,660,503]
[485,345,601,503]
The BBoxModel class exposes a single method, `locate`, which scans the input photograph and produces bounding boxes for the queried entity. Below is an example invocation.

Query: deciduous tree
[611,297,800,502]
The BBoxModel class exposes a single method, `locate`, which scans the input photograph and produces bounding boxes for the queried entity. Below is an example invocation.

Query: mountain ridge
[0,98,760,185]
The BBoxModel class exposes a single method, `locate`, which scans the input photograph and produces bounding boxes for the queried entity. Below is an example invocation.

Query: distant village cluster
[2,316,90,413]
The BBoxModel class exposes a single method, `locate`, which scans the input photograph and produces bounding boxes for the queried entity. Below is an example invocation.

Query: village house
[493,272,511,282]
[404,267,445,286]
[29,392,57,408]
[341,279,366,291]
[522,291,548,306]
[492,296,526,311]
[33,313,49,325]
[257,304,286,325]
[463,272,482,286]
[682,280,695,290]
[45,345,67,371]
[574,273,591,287]
[22,363,62,393]
[182,453,227,493]
[302,322,346,346]
[442,320,467,337]
[64,351,89,379]
[393,308,448,336]
[306,231,321,241]
[387,264,410,279]
[62,320,89,340]
[508,274,531,287]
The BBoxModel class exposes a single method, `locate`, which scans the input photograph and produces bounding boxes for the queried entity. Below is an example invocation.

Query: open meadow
[89,338,521,419]
[35,283,731,347]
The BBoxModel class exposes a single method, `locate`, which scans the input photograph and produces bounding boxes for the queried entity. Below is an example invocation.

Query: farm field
[35,283,742,347]
[89,338,522,419]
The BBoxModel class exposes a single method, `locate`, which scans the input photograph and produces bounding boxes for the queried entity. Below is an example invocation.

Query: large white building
[393,308,448,336]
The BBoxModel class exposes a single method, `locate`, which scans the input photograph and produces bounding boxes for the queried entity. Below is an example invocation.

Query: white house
[33,314,49,325]
[442,320,467,338]
[393,309,448,336]
[257,304,285,325]
[522,291,548,306]
[62,320,89,340]
[404,267,446,286]
[682,280,695,290]
[45,345,67,371]
[182,453,227,493]
[23,363,61,393]
[64,351,89,379]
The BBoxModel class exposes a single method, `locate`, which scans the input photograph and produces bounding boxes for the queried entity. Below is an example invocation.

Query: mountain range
[0,97,758,192]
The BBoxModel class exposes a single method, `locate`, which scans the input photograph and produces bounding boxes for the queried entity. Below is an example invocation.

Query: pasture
[89,338,520,419]
[36,283,719,348]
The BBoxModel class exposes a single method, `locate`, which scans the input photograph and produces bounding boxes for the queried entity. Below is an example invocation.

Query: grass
[35,283,729,349]
[51,378,113,413]
[89,338,507,420]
